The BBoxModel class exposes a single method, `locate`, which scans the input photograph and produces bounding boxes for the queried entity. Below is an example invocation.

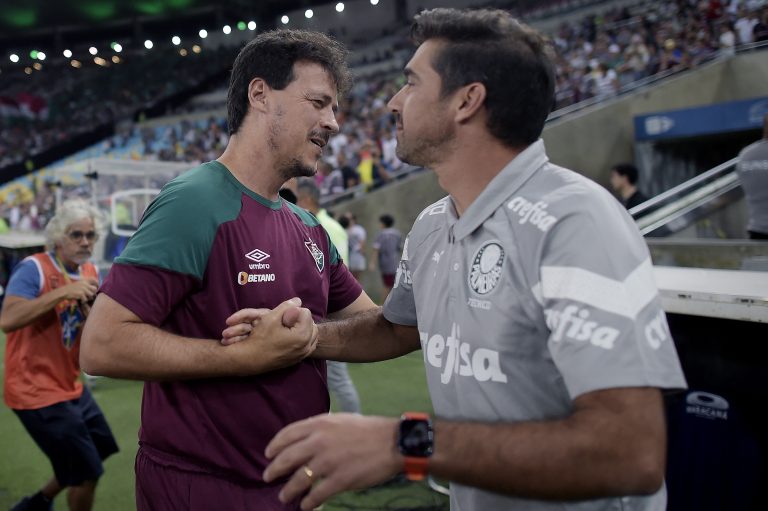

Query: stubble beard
[395,121,455,169]
[268,106,318,180]
[278,158,316,181]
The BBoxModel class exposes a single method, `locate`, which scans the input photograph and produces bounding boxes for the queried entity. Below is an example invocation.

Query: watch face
[399,419,434,457]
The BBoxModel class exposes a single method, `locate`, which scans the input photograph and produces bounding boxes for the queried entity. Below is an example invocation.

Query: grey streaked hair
[44,198,106,250]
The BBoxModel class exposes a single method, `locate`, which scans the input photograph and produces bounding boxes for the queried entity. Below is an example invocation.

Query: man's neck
[218,134,286,200]
[436,139,522,216]
[53,250,78,273]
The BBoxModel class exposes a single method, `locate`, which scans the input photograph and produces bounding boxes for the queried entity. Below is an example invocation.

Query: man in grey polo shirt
[736,114,768,239]
[233,8,687,511]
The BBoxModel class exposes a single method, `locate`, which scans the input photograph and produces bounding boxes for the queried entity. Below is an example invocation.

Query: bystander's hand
[62,278,98,304]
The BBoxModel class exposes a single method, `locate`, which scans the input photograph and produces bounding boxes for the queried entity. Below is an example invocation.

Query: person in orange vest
[1,198,118,511]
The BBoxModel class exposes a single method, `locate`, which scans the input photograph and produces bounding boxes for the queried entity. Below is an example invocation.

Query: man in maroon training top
[81,30,377,510]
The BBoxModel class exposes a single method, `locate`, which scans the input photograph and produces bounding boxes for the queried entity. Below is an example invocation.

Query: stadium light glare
[94,57,107,66]
[172,36,181,45]
[89,47,98,55]
[24,67,32,74]
[223,25,231,34]
[248,21,257,30]
[192,45,201,54]
[112,56,121,64]
[238,21,247,30]
[33,62,42,70]
[113,43,122,53]
[180,48,188,56]
[10,54,19,63]
[281,15,289,24]
[199,29,208,39]
[144,40,153,49]
[63,49,72,58]
[30,50,38,59]
[305,9,313,19]
[71,60,81,68]
[37,52,46,61]
[336,3,345,12]
[371,0,379,5]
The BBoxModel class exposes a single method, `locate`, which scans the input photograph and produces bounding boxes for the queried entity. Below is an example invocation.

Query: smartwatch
[397,412,434,481]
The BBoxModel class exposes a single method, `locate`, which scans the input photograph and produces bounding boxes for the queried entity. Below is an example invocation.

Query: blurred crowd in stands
[2,0,768,226]
[0,46,233,169]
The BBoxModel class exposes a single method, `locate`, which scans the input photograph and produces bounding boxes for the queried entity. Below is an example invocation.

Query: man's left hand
[264,413,403,510]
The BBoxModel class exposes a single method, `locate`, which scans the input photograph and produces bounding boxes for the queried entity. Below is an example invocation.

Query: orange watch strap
[403,456,429,481]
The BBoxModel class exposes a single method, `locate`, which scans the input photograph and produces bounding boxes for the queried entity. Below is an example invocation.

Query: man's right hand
[62,278,98,303]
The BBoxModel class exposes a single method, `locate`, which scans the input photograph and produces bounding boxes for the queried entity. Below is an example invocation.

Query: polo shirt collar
[450,139,549,241]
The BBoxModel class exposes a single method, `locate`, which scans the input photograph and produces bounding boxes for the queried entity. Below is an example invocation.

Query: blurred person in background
[342,212,367,282]
[316,158,345,196]
[370,213,402,302]
[610,162,649,209]
[2,199,118,511]
[736,114,768,239]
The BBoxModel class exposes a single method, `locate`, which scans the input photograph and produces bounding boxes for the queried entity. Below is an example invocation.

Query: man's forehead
[291,61,339,101]
[407,39,443,73]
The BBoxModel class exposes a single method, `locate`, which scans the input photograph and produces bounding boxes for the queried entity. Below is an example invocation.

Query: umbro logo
[245,248,270,263]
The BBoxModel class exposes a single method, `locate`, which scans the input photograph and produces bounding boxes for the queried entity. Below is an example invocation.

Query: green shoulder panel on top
[284,202,339,265]
[114,161,244,279]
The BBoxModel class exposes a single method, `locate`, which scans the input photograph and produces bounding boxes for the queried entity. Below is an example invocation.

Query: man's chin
[281,160,316,180]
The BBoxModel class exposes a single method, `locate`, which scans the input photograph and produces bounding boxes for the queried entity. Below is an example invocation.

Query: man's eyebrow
[403,68,415,79]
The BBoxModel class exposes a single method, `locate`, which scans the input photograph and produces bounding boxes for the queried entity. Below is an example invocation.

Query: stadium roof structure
[0,0,339,53]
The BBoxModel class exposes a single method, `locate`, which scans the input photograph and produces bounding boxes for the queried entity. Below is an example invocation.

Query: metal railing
[630,158,742,236]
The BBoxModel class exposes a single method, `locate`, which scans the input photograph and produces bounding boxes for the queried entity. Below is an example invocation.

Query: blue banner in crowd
[634,96,768,141]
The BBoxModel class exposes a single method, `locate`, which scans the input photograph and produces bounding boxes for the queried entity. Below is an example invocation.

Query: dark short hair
[279,187,297,204]
[379,214,394,227]
[612,163,639,185]
[296,177,321,205]
[227,29,351,135]
[411,8,555,148]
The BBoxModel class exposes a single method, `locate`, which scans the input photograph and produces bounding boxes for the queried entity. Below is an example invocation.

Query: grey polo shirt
[384,140,687,511]
[737,139,768,235]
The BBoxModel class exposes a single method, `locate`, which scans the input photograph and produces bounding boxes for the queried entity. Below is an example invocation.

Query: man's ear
[248,78,268,112]
[454,82,486,124]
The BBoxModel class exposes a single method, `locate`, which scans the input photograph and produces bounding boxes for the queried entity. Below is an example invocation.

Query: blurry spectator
[1,199,118,511]
[753,10,768,42]
[316,159,345,196]
[736,114,768,239]
[735,6,759,44]
[336,151,360,190]
[592,62,619,100]
[610,163,649,209]
[718,22,737,56]
[380,128,402,171]
[370,213,402,302]
[343,212,367,281]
